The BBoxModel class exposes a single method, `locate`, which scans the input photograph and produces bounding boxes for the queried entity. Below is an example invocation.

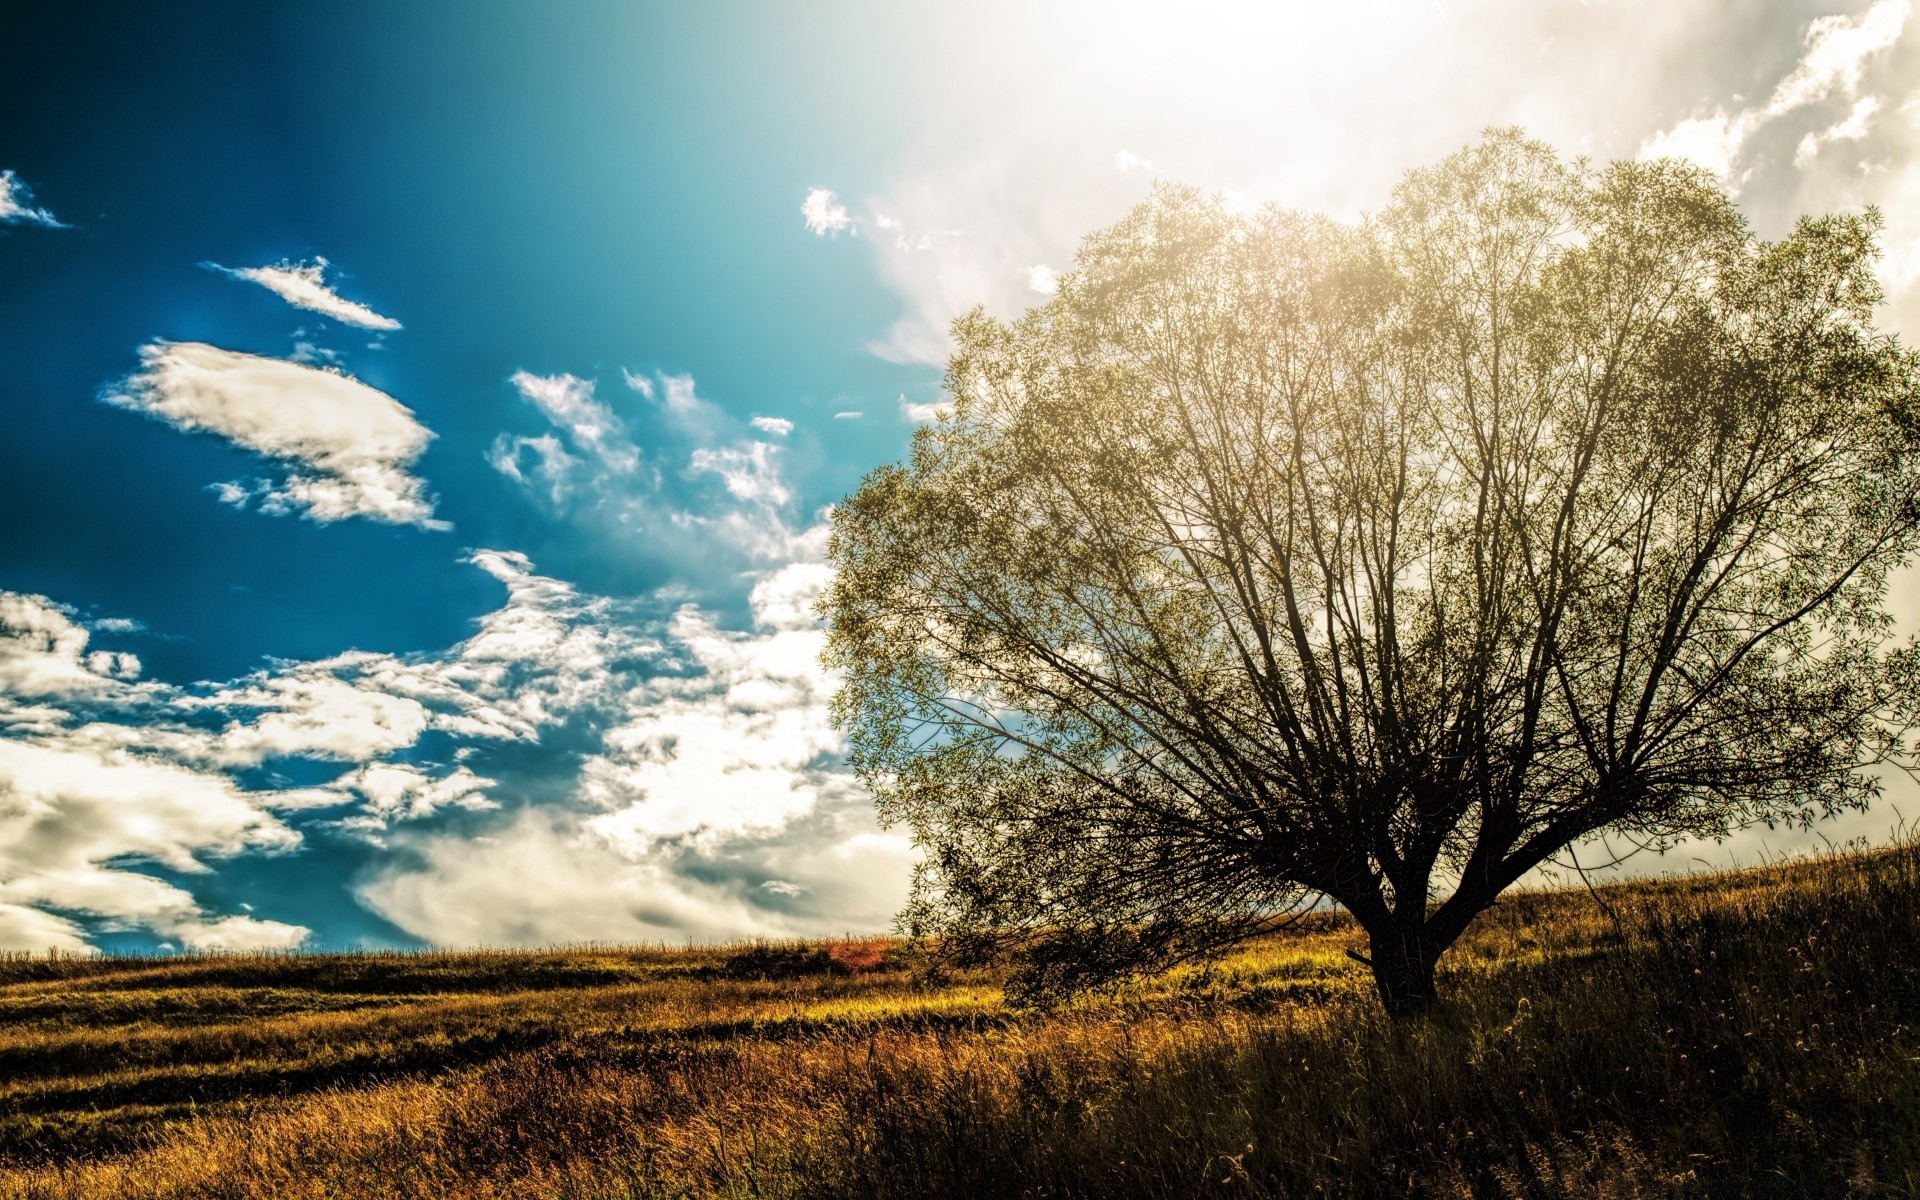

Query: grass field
[0,845,1916,1198]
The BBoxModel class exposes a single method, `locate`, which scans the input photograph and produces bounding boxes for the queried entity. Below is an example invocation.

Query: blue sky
[3,0,1919,952]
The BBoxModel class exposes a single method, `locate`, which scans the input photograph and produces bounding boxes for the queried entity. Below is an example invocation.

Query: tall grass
[0,849,1915,1198]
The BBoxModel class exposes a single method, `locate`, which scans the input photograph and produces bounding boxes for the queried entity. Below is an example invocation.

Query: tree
[822,131,1920,1017]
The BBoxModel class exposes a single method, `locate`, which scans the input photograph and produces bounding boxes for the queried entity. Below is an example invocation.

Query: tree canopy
[822,130,1920,1015]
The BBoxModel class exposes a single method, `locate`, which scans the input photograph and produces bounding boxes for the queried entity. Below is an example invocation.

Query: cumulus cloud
[207,257,402,330]
[582,571,842,854]
[1025,264,1059,295]
[103,342,444,528]
[1113,149,1156,174]
[2,546,892,951]
[0,593,145,707]
[0,595,319,950]
[751,416,794,436]
[802,187,853,236]
[1797,94,1883,164]
[0,739,310,952]
[360,806,913,947]
[332,763,498,827]
[0,170,64,228]
[488,372,643,510]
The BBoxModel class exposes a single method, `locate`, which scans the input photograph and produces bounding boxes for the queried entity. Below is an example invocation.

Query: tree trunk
[1364,925,1441,1018]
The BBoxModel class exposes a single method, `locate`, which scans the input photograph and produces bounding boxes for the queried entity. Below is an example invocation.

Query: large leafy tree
[823,131,1920,1016]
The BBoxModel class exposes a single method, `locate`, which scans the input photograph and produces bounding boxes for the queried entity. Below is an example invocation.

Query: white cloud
[0,592,146,706]
[833,410,864,420]
[0,738,310,952]
[494,367,821,567]
[103,342,444,529]
[333,763,498,826]
[508,371,638,473]
[0,170,64,228]
[357,559,915,946]
[1640,113,1746,178]
[1773,0,1911,111]
[1797,95,1883,164]
[184,671,435,767]
[898,394,951,424]
[849,0,1920,366]
[1114,149,1156,174]
[658,373,710,418]
[0,548,670,949]
[689,441,792,507]
[3,543,908,951]
[620,368,655,399]
[581,609,836,852]
[207,257,401,330]
[802,187,853,236]
[1025,264,1059,294]
[745,561,832,634]
[486,432,579,507]
[1640,0,1911,177]
[358,810,792,944]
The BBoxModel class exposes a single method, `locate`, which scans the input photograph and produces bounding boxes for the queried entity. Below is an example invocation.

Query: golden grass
[0,850,1915,1197]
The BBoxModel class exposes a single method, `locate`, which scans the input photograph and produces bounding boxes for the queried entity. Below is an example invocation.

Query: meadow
[0,845,1916,1199]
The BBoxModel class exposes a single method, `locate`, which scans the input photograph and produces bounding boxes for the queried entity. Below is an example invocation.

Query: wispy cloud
[491,367,822,570]
[103,342,444,529]
[0,170,65,228]
[506,371,638,473]
[802,187,852,236]
[207,257,402,330]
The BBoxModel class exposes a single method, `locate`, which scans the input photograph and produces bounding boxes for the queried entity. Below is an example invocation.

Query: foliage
[0,849,1916,1196]
[823,129,1920,1012]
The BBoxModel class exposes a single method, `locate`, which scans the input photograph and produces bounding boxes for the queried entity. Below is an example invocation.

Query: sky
[2,0,1919,953]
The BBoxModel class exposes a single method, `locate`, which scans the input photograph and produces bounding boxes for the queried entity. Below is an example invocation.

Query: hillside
[1,847,1917,1198]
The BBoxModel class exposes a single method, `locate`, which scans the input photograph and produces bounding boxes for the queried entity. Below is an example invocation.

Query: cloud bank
[104,342,445,529]
[0,539,906,951]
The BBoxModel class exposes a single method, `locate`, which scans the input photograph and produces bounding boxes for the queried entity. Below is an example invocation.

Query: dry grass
[0,849,1915,1198]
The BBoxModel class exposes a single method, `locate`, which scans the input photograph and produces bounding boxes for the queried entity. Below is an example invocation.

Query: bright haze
[1,1,1915,953]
